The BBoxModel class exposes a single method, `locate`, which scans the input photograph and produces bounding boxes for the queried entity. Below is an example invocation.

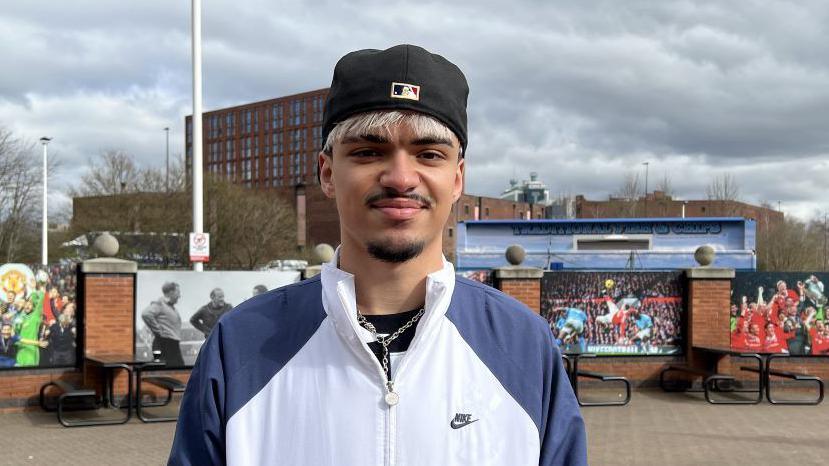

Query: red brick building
[574,191,783,232]
[185,88,328,188]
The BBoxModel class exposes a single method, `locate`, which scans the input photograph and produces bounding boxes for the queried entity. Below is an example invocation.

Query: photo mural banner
[135,270,301,368]
[731,272,829,355]
[541,271,685,355]
[0,263,79,369]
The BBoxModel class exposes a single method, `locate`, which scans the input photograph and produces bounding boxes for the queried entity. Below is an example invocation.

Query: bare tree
[616,172,641,200]
[68,153,297,269]
[70,149,186,196]
[655,171,674,197]
[757,216,822,271]
[705,173,741,216]
[0,127,44,262]
[705,173,740,200]
[70,149,139,196]
[613,172,641,217]
[205,177,296,269]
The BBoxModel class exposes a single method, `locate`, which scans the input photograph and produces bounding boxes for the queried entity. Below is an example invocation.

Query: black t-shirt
[362,308,421,379]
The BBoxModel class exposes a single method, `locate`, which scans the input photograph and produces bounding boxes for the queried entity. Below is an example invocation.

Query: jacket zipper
[335,284,399,466]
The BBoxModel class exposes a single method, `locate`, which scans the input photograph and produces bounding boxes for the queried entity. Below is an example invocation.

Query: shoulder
[448,277,559,368]
[207,276,326,373]
[451,276,552,338]
[218,275,324,331]
[195,276,326,420]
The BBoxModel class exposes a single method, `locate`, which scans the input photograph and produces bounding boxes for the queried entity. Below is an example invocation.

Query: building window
[226,140,235,160]
[291,99,306,126]
[272,104,283,130]
[485,207,490,217]
[448,228,453,238]
[225,113,234,137]
[464,205,470,215]
[312,126,322,151]
[313,95,324,123]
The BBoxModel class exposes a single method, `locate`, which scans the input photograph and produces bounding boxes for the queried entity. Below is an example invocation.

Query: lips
[370,198,426,221]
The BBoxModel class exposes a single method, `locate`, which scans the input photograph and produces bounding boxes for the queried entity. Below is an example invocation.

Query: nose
[379,150,420,193]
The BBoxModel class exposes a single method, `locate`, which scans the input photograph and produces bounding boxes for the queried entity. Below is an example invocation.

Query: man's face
[816,321,825,332]
[777,282,787,293]
[319,121,463,263]
[211,290,225,307]
[167,286,181,305]
[749,323,759,336]
[1,325,10,338]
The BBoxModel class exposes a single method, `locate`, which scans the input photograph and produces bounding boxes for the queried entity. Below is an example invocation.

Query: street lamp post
[191,0,204,271]
[164,127,170,192]
[39,137,51,265]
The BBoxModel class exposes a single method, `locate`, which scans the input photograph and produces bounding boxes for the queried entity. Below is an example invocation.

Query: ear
[318,151,335,199]
[452,156,464,203]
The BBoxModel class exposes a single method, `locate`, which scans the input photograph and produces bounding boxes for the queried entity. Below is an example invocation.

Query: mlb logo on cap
[391,82,420,101]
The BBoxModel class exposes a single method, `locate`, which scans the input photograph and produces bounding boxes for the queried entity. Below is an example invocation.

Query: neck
[338,237,445,316]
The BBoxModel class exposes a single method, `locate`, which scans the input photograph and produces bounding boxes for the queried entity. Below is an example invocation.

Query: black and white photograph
[135,270,299,367]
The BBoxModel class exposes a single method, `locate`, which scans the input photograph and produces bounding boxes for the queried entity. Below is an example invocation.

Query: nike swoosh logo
[450,418,479,429]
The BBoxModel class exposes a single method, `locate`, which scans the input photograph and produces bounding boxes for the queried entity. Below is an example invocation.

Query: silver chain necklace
[357,307,425,406]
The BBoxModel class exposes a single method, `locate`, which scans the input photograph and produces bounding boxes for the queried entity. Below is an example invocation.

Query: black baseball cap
[322,44,469,154]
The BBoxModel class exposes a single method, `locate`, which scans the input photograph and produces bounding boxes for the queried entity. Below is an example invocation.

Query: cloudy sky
[2,0,828,219]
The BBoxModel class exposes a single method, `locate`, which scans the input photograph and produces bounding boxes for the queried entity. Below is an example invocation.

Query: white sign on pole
[189,232,210,262]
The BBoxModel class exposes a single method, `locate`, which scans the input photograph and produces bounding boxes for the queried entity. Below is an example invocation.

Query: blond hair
[322,110,462,157]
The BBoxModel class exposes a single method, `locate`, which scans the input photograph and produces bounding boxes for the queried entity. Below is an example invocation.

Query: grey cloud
[1,0,828,220]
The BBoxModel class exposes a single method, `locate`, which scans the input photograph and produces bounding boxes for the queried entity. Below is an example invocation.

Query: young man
[169,44,586,466]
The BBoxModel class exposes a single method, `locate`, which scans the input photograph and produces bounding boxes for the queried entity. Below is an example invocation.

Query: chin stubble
[366,240,426,263]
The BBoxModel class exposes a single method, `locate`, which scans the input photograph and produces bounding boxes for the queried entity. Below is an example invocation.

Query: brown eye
[418,151,445,161]
[351,149,382,158]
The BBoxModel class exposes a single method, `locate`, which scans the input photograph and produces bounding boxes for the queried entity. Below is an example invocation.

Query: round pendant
[384,392,400,406]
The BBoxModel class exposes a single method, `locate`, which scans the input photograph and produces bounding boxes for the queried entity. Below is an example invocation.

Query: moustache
[364,188,434,208]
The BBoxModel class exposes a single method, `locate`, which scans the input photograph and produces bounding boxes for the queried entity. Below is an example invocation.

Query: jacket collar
[320,247,456,346]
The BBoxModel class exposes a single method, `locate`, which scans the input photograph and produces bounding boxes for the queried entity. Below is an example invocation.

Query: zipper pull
[384,381,399,406]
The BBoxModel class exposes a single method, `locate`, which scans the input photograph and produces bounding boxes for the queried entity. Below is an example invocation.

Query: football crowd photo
[0,263,78,369]
[541,271,684,355]
[731,272,829,355]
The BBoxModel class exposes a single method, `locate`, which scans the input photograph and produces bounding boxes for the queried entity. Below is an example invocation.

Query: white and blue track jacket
[168,259,587,466]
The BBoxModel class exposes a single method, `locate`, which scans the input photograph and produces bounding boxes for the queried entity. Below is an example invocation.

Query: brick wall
[82,274,136,394]
[688,279,732,348]
[498,278,541,313]
[0,369,83,411]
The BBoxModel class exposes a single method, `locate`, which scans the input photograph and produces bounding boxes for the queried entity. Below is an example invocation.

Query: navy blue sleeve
[539,332,588,466]
[448,278,587,465]
[168,324,226,466]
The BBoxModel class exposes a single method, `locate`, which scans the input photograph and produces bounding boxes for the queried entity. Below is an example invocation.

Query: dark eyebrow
[410,137,454,147]
[341,134,390,145]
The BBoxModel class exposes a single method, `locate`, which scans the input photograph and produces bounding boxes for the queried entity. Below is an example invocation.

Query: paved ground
[3,389,828,465]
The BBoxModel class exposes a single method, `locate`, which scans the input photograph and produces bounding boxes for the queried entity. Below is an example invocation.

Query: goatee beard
[366,239,426,263]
